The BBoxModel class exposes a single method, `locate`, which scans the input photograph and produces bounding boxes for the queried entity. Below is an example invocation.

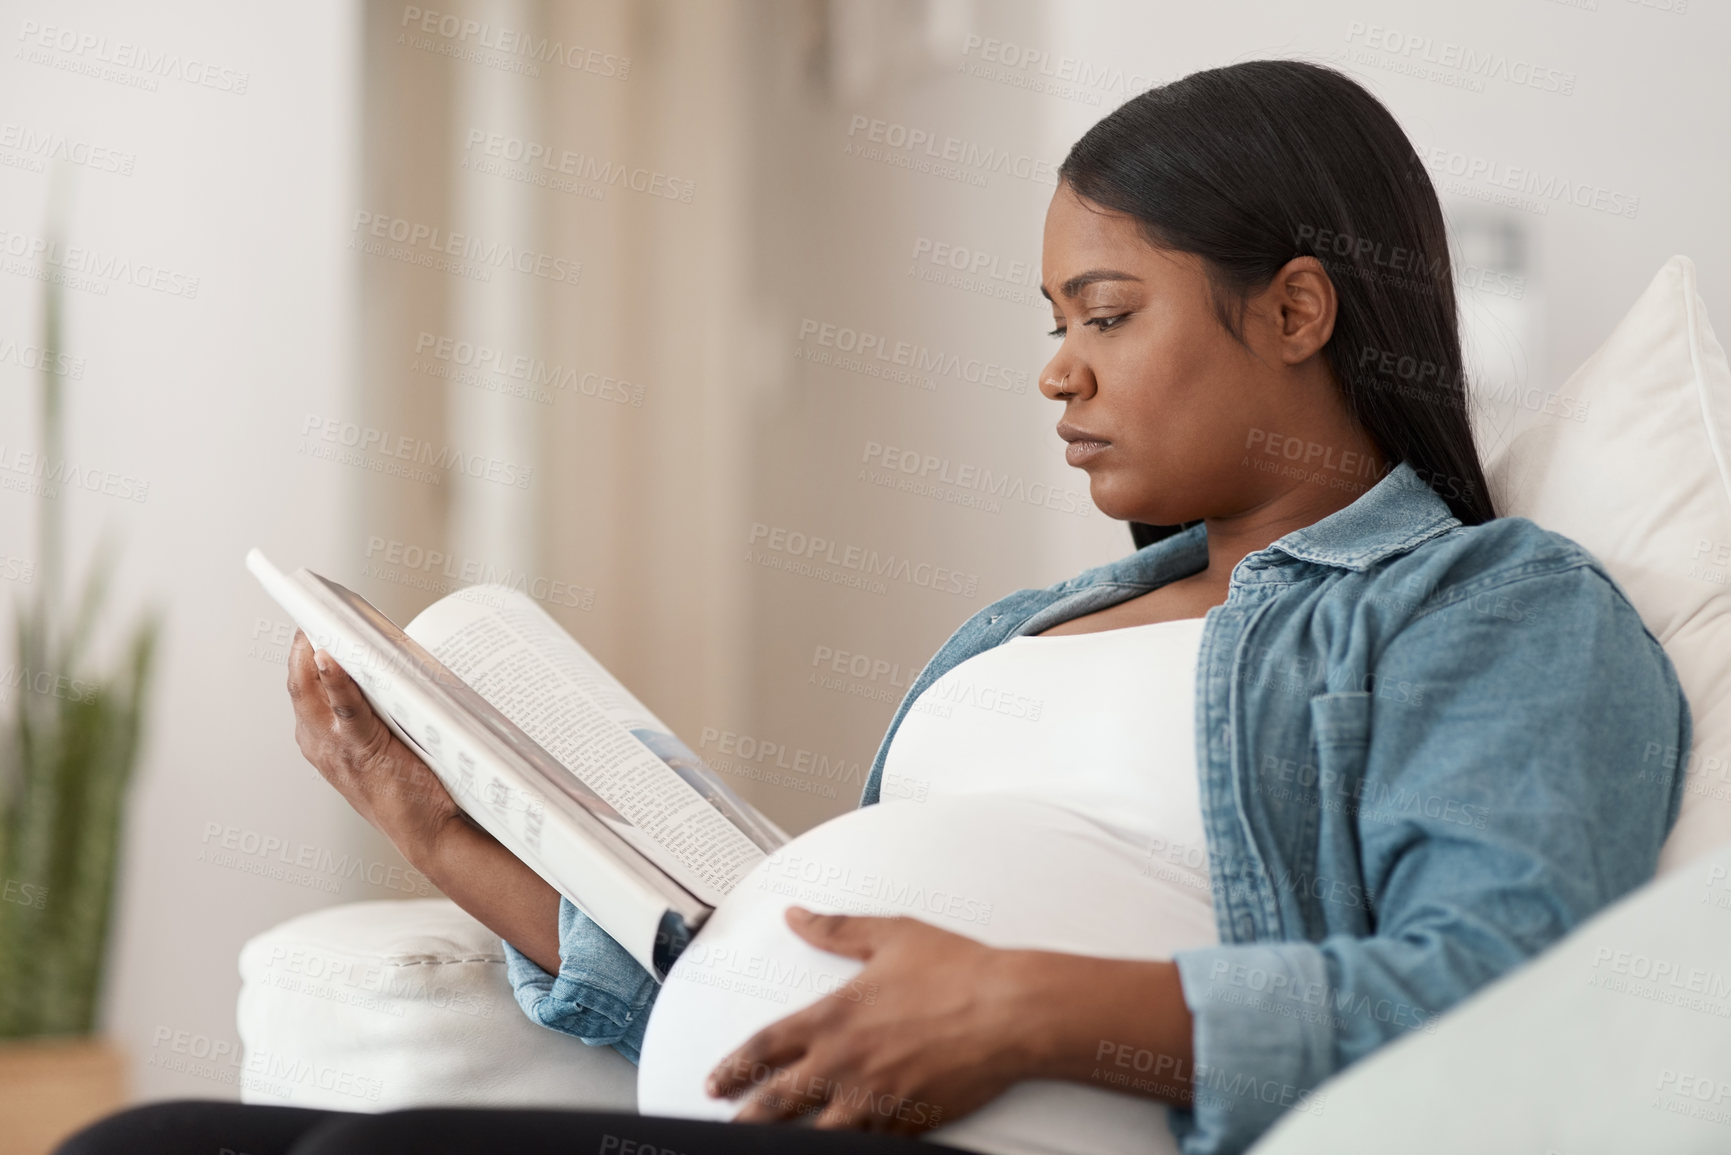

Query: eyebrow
[1039,269,1144,302]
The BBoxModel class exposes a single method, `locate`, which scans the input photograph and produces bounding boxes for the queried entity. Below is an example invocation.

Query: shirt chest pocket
[1303,689,1377,931]
[1310,689,1373,754]
[1309,689,1375,807]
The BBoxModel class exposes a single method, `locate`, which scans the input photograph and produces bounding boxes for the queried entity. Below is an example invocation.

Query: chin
[1086,480,1169,526]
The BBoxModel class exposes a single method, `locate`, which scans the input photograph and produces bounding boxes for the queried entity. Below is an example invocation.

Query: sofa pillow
[1246,840,1731,1153]
[236,898,638,1112]
[1482,255,1731,875]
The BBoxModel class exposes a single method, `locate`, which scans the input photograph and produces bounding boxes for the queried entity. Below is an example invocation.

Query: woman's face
[1039,181,1351,527]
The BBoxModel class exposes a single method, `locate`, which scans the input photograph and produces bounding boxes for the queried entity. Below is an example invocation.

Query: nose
[1039,350,1094,402]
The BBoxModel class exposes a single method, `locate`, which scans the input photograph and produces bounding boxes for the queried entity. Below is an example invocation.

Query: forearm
[412,815,563,975]
[1008,951,1195,1108]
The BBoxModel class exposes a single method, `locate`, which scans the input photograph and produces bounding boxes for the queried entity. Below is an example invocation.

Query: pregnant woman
[62,58,1689,1155]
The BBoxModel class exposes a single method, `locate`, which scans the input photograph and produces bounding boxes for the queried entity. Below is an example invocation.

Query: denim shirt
[502,459,1691,1155]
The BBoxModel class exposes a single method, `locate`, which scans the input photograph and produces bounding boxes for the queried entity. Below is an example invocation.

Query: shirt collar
[1268,458,1461,571]
[1076,459,1462,590]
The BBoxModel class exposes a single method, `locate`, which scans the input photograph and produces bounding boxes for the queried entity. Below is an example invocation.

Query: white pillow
[1245,840,1731,1153]
[236,898,638,1112]
[1482,254,1731,875]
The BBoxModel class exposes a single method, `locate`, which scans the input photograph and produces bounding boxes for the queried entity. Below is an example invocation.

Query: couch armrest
[236,898,638,1113]
[1247,843,1731,1153]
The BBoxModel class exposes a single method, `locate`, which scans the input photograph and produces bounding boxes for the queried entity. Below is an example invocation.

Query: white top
[637,616,1222,1155]
[880,616,1216,894]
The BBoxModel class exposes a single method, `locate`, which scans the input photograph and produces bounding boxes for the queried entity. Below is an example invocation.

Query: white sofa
[239,255,1731,1149]
[235,898,637,1113]
[237,848,1731,1151]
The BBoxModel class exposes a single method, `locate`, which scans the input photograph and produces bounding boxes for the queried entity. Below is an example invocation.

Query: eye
[1048,313,1128,339]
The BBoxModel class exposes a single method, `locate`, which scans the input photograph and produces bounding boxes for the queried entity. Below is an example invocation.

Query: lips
[1057,422,1110,466]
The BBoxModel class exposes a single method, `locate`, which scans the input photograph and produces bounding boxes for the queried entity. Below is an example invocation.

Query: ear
[1267,255,1337,365]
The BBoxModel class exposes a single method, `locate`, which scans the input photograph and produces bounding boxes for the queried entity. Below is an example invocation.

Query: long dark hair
[1056,59,1497,548]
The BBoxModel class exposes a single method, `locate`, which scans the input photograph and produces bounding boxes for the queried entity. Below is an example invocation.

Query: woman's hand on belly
[703,906,1037,1132]
[702,905,1197,1134]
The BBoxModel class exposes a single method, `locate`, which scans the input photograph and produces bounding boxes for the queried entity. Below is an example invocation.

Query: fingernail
[787,906,811,920]
[314,653,329,675]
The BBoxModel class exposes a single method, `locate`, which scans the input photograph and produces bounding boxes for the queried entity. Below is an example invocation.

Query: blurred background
[0,0,1723,1147]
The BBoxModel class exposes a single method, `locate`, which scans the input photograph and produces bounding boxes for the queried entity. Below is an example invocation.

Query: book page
[246,549,697,974]
[406,592,769,899]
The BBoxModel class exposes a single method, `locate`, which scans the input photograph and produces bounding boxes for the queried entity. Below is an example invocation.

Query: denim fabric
[502,893,658,1064]
[503,459,1691,1154]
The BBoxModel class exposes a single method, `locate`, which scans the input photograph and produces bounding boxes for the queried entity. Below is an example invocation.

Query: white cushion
[1246,840,1731,1153]
[236,898,637,1112]
[1483,255,1731,874]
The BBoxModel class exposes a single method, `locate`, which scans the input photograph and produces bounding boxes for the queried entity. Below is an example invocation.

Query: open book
[246,548,789,980]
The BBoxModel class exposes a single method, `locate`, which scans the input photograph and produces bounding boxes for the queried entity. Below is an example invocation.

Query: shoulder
[1377,515,1626,604]
[1370,516,1668,657]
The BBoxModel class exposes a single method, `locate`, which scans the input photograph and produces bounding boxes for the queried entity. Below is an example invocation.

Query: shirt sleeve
[1168,561,1692,1155]
[500,895,661,1065]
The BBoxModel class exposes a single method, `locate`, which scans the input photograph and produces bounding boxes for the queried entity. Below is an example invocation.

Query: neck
[1191,452,1393,591]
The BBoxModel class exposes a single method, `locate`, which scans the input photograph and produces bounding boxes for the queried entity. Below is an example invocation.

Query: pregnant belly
[637,793,1219,1155]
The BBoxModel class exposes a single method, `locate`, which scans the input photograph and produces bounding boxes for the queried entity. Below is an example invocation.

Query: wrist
[986,948,1075,1082]
[1004,953,1195,1091]
[394,806,471,879]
